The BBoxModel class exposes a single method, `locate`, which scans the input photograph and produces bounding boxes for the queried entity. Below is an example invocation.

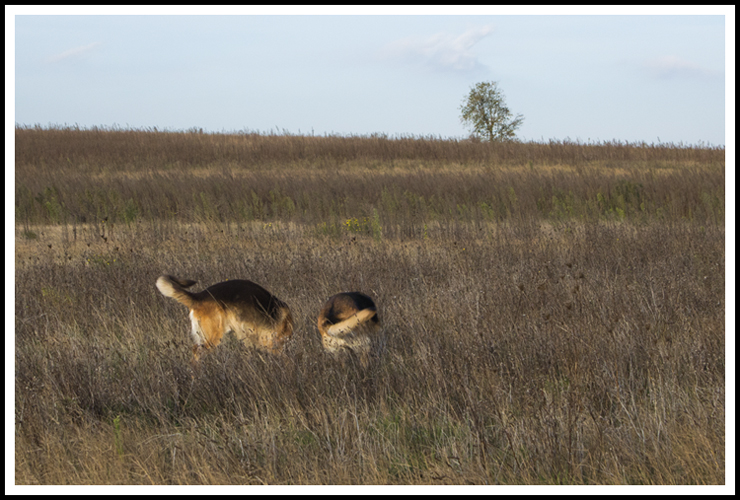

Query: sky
[8,6,733,146]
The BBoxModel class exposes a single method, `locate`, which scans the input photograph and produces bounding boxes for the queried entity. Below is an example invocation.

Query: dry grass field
[14,127,725,485]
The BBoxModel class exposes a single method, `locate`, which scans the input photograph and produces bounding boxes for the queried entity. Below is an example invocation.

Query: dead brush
[14,128,724,485]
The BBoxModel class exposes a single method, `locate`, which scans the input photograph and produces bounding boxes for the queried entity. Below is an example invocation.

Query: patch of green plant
[268,188,296,218]
[85,253,122,267]
[194,191,220,222]
[478,201,496,220]
[16,185,37,225]
[371,208,382,242]
[342,208,382,242]
[122,198,139,225]
[550,189,578,220]
[40,286,73,306]
[35,186,65,223]
[314,220,343,239]
[380,186,401,216]
[112,414,124,458]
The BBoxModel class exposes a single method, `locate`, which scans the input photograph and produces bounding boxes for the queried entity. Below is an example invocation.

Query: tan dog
[156,275,293,364]
[318,292,381,367]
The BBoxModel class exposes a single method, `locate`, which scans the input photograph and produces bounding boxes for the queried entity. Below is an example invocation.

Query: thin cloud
[642,55,721,80]
[378,25,494,74]
[47,41,102,63]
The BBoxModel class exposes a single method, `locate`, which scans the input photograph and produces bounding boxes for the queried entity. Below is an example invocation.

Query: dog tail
[325,308,377,337]
[156,275,198,309]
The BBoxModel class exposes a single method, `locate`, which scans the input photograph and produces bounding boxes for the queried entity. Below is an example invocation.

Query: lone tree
[460,81,524,142]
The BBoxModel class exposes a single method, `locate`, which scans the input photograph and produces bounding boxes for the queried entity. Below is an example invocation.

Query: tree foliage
[460,81,524,142]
